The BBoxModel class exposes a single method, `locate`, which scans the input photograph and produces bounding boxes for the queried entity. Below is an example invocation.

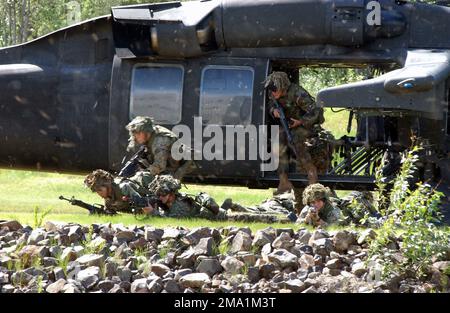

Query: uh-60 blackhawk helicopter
[1,0,450,220]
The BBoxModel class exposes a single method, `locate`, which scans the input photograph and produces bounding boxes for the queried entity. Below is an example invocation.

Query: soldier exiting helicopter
[264,71,325,212]
[125,116,193,184]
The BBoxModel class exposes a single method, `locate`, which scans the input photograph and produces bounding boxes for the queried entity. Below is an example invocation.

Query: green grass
[323,108,356,139]
[0,168,284,231]
[0,169,274,214]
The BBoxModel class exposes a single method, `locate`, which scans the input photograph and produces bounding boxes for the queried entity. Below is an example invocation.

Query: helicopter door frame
[184,56,269,185]
[108,55,188,171]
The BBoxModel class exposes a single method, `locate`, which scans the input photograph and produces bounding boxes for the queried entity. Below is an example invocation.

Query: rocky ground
[0,220,449,293]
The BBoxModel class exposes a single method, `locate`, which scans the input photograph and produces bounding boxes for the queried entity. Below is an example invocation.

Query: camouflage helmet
[84,169,114,192]
[126,116,155,151]
[126,116,155,134]
[150,175,181,196]
[302,183,331,206]
[263,71,291,93]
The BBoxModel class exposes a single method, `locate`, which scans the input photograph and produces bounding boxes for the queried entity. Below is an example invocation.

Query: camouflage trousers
[278,128,318,182]
[226,213,289,224]
[199,207,228,221]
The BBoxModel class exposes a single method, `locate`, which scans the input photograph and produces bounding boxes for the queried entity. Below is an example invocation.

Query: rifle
[273,99,298,158]
[127,194,166,215]
[59,195,117,215]
[118,145,147,178]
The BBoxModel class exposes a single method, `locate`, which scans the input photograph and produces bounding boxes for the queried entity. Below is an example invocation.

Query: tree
[0,0,172,47]
[0,0,32,46]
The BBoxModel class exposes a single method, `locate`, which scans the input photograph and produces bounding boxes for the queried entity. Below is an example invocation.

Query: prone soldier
[84,169,154,214]
[338,191,382,227]
[142,175,228,220]
[297,183,341,227]
[143,175,290,223]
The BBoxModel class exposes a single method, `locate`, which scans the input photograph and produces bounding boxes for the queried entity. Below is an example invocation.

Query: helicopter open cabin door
[187,57,269,185]
[108,56,189,171]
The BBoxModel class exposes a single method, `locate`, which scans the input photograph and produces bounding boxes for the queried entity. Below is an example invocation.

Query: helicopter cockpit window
[200,66,254,125]
[130,64,184,124]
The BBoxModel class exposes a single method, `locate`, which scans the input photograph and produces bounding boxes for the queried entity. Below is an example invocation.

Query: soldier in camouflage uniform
[264,71,326,211]
[144,175,228,220]
[222,192,294,223]
[338,191,382,226]
[84,169,153,214]
[145,175,290,223]
[126,116,192,182]
[297,183,341,227]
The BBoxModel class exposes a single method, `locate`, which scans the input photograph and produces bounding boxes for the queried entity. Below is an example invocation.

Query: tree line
[0,0,169,47]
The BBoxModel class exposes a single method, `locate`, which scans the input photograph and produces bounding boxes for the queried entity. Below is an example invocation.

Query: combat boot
[274,173,294,195]
[195,192,219,215]
[221,198,248,212]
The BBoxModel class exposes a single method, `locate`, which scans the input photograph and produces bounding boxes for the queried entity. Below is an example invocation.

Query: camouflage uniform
[302,128,335,175]
[126,116,192,181]
[254,192,295,215]
[264,72,325,210]
[297,183,341,226]
[162,195,228,220]
[338,191,381,226]
[149,175,228,220]
[84,169,152,213]
[149,175,289,223]
[222,193,294,223]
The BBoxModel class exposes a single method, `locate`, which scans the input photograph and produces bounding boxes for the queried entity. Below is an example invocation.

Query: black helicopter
[1,0,450,219]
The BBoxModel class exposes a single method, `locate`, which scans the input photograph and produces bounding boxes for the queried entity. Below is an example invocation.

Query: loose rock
[268,249,298,269]
[221,256,244,274]
[46,279,67,293]
[230,231,252,254]
[76,254,104,267]
[179,273,210,289]
[0,220,23,231]
[196,258,222,277]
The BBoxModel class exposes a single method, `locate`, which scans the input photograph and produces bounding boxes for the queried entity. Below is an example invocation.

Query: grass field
[0,109,353,230]
[0,169,285,231]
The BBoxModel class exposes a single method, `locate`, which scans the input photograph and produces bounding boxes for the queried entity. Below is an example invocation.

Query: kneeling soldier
[125,116,193,182]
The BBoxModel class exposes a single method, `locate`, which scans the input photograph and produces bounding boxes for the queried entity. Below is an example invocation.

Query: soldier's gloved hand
[289,118,302,129]
[272,109,281,119]
[142,205,155,215]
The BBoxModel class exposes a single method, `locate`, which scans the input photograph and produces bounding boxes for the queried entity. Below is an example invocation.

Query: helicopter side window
[130,64,184,124]
[199,66,254,125]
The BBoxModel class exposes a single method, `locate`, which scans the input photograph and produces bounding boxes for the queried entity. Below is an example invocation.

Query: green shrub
[369,144,450,278]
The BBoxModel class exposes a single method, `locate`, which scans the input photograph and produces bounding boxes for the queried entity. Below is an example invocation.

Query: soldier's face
[159,193,175,205]
[312,199,325,211]
[271,89,285,100]
[133,131,150,144]
[95,186,110,199]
